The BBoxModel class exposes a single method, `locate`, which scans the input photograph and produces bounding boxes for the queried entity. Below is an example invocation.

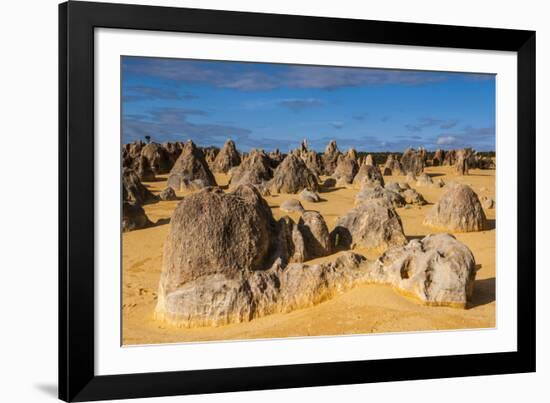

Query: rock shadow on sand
[467,277,495,309]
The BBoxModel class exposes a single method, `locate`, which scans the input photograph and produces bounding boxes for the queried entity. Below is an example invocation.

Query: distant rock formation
[442,149,457,166]
[455,148,473,175]
[303,150,324,176]
[432,149,445,166]
[384,154,402,175]
[270,154,319,194]
[400,147,425,175]
[424,184,486,232]
[212,139,241,173]
[333,155,359,184]
[229,148,273,189]
[166,140,217,191]
[365,154,374,166]
[322,140,341,175]
[135,155,156,182]
[141,142,172,174]
[268,148,284,168]
[347,147,358,161]
[353,164,385,187]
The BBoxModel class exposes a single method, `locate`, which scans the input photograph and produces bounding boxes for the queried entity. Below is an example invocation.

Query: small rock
[159,187,177,201]
[281,198,305,213]
[300,189,321,202]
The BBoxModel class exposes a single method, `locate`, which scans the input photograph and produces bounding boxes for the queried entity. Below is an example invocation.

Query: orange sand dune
[122,165,495,345]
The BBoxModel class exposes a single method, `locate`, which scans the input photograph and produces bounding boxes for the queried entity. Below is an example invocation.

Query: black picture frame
[59,1,536,401]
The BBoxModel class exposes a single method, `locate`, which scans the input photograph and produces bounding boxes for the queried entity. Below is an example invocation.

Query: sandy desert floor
[122,165,495,345]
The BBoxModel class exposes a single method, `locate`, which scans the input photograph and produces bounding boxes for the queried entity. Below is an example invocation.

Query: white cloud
[437,135,457,145]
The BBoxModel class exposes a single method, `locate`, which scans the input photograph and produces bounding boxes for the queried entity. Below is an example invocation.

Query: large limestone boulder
[270,154,319,194]
[166,141,217,191]
[122,201,151,232]
[122,168,158,205]
[322,140,341,175]
[158,186,276,291]
[331,199,407,250]
[424,184,486,231]
[352,164,385,187]
[212,139,241,173]
[229,148,273,188]
[364,233,477,307]
[400,147,425,175]
[333,155,359,184]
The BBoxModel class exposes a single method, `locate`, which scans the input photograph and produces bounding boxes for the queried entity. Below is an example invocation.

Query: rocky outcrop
[415,173,434,187]
[141,142,172,174]
[270,154,319,194]
[155,192,477,326]
[135,155,156,182]
[402,188,427,206]
[455,148,473,175]
[212,139,241,173]
[363,233,477,307]
[331,199,407,251]
[352,164,385,187]
[400,148,424,175]
[123,168,158,205]
[443,149,457,166]
[424,184,486,232]
[432,149,445,166]
[303,150,324,176]
[160,187,177,201]
[122,201,151,232]
[365,154,374,166]
[333,155,359,184]
[166,141,217,191]
[298,211,332,259]
[322,140,341,175]
[347,147,358,161]
[229,148,273,189]
[384,154,402,175]
[355,184,406,208]
[268,149,284,168]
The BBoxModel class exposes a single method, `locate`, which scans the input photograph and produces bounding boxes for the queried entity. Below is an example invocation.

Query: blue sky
[122,56,495,152]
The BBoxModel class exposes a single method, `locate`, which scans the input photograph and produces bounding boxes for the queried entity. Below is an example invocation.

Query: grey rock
[300,189,321,202]
[122,201,151,232]
[160,187,177,201]
[270,154,319,194]
[212,139,241,173]
[280,198,305,213]
[424,184,486,232]
[166,141,217,191]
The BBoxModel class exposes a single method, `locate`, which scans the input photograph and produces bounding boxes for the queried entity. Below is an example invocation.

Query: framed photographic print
[59,1,536,401]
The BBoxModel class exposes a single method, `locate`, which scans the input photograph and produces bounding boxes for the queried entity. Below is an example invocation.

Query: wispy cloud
[123,57,454,92]
[405,117,458,132]
[123,85,198,102]
[329,121,344,129]
[352,113,368,121]
[278,98,324,111]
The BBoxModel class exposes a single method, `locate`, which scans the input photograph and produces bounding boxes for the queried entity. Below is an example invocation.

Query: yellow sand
[122,166,495,345]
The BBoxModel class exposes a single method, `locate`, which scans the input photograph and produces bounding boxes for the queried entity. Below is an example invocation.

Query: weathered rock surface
[160,187,177,201]
[300,189,321,202]
[400,148,425,175]
[280,198,305,213]
[211,139,241,173]
[415,173,434,187]
[141,142,172,174]
[402,188,427,206]
[455,148,473,175]
[270,154,319,193]
[424,184,486,232]
[331,199,407,250]
[122,201,152,232]
[166,141,217,191]
[355,184,406,208]
[123,168,158,205]
[443,149,457,166]
[303,150,324,176]
[384,154,402,175]
[365,154,374,166]
[322,140,341,175]
[333,155,359,184]
[352,164,385,187]
[298,211,332,259]
[229,148,273,188]
[432,149,445,166]
[135,155,156,182]
[364,233,477,307]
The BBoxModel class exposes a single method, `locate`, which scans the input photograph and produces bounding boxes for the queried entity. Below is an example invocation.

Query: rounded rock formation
[229,148,273,189]
[424,184,486,232]
[166,141,217,191]
[400,148,425,176]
